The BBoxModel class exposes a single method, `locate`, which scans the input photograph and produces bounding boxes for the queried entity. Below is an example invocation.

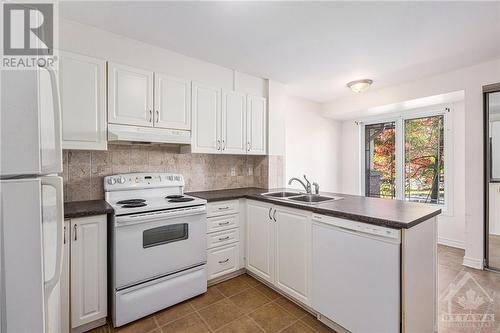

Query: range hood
[108,124,191,145]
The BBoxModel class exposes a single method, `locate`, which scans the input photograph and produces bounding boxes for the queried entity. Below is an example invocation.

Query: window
[364,122,396,199]
[362,109,448,207]
[404,116,445,204]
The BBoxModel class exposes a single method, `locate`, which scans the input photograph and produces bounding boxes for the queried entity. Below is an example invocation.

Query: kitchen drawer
[207,200,239,217]
[207,214,239,233]
[207,228,239,249]
[207,243,239,280]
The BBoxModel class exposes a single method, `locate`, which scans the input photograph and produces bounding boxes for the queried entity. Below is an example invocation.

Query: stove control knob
[107,178,116,185]
[117,176,126,184]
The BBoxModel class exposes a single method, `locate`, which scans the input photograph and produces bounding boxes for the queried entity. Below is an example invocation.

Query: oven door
[114,206,207,290]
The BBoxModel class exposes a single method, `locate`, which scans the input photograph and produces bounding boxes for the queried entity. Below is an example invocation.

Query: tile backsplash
[63,145,269,202]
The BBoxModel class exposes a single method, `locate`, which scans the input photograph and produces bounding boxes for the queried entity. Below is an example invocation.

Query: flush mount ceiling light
[347,79,373,93]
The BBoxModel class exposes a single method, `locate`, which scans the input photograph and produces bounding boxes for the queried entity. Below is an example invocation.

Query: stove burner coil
[117,199,146,205]
[168,197,195,203]
[165,195,184,199]
[121,203,148,208]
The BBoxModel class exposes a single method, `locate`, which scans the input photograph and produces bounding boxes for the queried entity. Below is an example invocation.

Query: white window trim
[358,104,453,216]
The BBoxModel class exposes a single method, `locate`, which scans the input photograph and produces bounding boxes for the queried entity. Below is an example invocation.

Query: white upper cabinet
[108,62,153,127]
[154,74,191,130]
[191,82,221,153]
[60,51,107,150]
[192,87,267,155]
[246,95,267,155]
[221,91,247,154]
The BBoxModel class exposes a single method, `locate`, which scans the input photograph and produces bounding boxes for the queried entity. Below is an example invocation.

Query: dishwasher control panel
[312,214,401,241]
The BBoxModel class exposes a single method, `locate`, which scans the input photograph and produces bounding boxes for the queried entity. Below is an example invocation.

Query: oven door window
[143,223,188,248]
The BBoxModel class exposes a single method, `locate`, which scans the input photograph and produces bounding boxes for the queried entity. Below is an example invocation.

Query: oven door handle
[115,206,206,227]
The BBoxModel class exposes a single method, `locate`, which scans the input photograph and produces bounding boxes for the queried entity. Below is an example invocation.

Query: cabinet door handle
[63,225,67,244]
[218,258,229,264]
[247,142,251,151]
[268,207,272,220]
[218,221,230,226]
[273,209,277,222]
[218,206,230,210]
[149,110,153,122]
[217,140,221,150]
[73,224,77,241]
[222,140,226,150]
[156,110,159,123]
[218,236,230,241]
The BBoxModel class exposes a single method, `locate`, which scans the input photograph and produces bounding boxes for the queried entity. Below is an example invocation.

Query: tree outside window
[404,116,445,204]
[364,113,446,205]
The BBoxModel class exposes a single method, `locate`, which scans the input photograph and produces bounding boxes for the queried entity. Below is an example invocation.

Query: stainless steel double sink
[262,191,342,203]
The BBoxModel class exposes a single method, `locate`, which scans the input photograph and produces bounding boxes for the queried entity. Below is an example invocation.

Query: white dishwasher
[311,214,401,333]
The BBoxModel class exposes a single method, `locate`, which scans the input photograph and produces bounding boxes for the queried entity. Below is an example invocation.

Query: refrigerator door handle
[40,65,63,173]
[41,176,64,296]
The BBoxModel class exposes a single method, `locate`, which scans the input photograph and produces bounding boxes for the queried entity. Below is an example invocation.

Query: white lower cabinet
[245,200,311,305]
[206,201,241,281]
[207,243,240,280]
[69,215,107,330]
[274,206,310,304]
[246,200,274,283]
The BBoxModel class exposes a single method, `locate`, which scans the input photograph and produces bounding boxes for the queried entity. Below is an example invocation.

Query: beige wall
[63,145,268,202]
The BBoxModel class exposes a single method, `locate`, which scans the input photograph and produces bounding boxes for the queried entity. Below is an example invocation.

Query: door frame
[483,83,500,271]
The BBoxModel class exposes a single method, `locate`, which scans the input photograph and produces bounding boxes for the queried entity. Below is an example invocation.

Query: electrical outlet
[230,167,236,176]
[248,167,253,176]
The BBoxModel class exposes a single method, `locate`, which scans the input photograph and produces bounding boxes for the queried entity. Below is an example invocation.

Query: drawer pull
[218,221,230,226]
[218,236,230,241]
[218,206,230,210]
[218,258,229,264]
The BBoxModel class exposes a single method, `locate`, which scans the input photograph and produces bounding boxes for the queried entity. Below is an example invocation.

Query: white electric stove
[104,173,207,327]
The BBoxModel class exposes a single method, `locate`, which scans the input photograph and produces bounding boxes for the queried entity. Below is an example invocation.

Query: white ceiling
[60,1,500,103]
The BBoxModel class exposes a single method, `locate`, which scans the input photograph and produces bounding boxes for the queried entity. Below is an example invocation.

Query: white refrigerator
[1,67,65,332]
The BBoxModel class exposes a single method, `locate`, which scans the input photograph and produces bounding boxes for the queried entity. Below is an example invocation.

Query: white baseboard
[438,237,465,249]
[463,256,484,270]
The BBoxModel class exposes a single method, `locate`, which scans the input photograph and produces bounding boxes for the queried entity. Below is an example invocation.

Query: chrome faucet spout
[288,177,311,194]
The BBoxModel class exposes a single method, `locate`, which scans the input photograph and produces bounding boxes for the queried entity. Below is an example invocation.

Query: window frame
[359,104,453,215]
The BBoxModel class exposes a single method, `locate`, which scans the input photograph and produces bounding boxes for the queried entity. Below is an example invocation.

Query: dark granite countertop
[187,187,268,202]
[187,187,441,229]
[64,200,114,219]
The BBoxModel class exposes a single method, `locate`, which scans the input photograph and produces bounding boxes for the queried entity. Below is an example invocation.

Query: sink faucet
[313,182,320,195]
[288,175,312,194]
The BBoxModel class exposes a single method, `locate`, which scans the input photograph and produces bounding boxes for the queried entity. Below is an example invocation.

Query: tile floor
[91,274,334,333]
[91,245,500,333]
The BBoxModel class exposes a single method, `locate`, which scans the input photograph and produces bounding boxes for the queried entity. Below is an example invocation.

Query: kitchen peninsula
[188,187,441,333]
